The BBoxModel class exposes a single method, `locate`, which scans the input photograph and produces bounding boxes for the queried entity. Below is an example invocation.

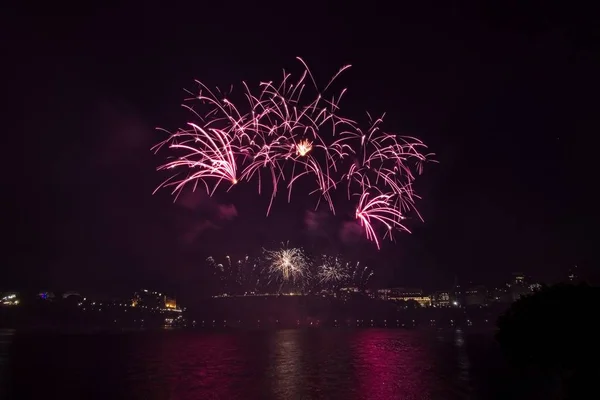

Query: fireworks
[316,256,349,284]
[355,191,410,250]
[263,244,309,286]
[316,256,373,289]
[152,125,239,198]
[206,255,259,294]
[208,248,373,295]
[154,58,434,248]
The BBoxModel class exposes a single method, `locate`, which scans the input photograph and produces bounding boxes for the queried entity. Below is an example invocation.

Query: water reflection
[126,333,261,399]
[270,330,302,398]
[269,330,359,398]
[6,330,477,399]
[354,330,440,399]
[0,329,15,399]
[454,329,471,388]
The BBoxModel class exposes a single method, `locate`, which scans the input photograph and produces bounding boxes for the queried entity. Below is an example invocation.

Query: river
[0,328,544,399]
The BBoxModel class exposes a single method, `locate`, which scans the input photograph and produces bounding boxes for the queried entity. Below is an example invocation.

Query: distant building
[1,292,19,306]
[452,276,463,305]
[378,288,431,307]
[464,285,487,306]
[513,272,525,285]
[490,287,512,303]
[131,289,181,311]
[433,291,451,307]
[131,289,164,308]
[568,266,580,283]
[529,283,542,292]
[339,287,362,301]
[377,288,422,299]
[393,295,431,307]
[164,297,177,309]
[508,273,530,302]
[376,288,391,300]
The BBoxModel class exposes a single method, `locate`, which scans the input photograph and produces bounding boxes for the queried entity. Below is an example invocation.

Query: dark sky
[2,2,597,297]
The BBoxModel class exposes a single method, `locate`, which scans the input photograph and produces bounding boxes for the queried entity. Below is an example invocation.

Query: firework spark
[316,256,350,284]
[152,125,238,198]
[154,58,434,248]
[355,190,409,250]
[263,244,309,285]
[295,138,313,157]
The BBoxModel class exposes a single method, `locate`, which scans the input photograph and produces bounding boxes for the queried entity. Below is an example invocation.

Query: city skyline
[1,263,582,302]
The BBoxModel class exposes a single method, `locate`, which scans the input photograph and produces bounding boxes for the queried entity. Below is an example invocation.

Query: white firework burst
[317,256,350,284]
[263,245,309,284]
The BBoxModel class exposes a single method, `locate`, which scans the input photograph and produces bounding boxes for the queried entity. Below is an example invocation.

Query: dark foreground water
[0,328,547,399]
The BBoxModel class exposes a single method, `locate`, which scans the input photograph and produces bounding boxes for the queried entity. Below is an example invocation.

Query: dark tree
[496,284,600,398]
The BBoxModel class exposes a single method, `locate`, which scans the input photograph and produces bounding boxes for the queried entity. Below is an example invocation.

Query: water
[1,328,513,399]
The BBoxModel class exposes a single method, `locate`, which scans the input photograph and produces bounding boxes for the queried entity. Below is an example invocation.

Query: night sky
[3,2,596,299]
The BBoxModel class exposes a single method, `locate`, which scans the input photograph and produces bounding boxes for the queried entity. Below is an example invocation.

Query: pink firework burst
[152,124,239,199]
[153,58,434,249]
[355,190,410,250]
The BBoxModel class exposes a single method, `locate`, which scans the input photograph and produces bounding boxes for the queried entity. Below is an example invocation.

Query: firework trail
[315,256,373,290]
[152,125,239,199]
[206,255,258,294]
[347,261,374,288]
[154,58,434,248]
[354,190,410,250]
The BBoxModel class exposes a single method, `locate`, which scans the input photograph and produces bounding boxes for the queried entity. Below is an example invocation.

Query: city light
[1,293,19,306]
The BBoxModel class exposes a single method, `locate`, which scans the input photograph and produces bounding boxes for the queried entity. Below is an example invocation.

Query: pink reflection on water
[7,330,473,399]
[353,330,437,400]
[126,332,255,400]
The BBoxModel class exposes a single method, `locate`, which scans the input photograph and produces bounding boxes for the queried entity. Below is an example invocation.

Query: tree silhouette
[496,284,600,398]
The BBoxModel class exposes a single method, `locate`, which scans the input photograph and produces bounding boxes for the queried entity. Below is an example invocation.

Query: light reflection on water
[270,330,303,397]
[4,329,494,399]
[0,329,15,400]
[356,330,434,399]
